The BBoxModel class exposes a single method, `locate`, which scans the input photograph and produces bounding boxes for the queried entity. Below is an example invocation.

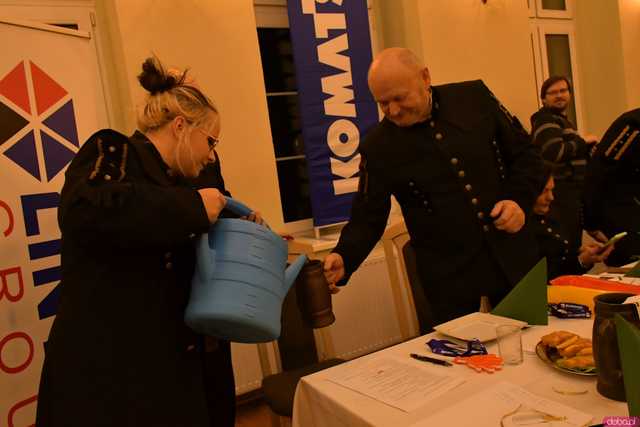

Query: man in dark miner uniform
[323,47,544,327]
[584,108,640,266]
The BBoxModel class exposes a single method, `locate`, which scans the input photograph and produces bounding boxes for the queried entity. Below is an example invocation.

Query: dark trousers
[417,248,512,328]
[201,338,236,427]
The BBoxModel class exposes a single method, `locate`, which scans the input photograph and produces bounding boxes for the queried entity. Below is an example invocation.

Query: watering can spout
[284,255,308,292]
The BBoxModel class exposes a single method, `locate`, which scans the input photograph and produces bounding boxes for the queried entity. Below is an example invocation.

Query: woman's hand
[197,188,227,223]
[586,230,608,244]
[578,243,614,269]
[242,211,265,226]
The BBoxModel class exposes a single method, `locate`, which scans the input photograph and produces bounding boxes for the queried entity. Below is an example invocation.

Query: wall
[618,0,640,109]
[372,0,539,130]
[372,0,424,63]
[95,0,285,229]
[93,0,640,230]
[412,0,538,130]
[574,0,628,137]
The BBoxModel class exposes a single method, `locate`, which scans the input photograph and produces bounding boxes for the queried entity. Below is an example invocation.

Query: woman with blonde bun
[35,57,244,427]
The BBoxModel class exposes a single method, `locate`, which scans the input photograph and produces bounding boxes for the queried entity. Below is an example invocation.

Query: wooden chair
[381,219,435,340]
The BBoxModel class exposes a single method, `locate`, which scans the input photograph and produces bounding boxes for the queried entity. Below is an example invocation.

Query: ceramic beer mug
[592,292,640,401]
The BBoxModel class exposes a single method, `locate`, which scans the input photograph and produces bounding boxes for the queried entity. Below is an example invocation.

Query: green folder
[492,258,548,325]
[615,314,640,416]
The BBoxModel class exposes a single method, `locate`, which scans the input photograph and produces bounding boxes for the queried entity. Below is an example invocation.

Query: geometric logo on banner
[0,101,29,146]
[30,61,67,116]
[43,100,79,147]
[3,130,41,180]
[0,60,79,182]
[41,130,76,180]
[0,61,31,114]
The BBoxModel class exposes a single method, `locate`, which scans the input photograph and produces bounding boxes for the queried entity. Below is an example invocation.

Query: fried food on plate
[559,338,592,357]
[540,330,577,347]
[557,355,595,369]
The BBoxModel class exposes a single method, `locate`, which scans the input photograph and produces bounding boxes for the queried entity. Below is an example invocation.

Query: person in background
[584,108,640,266]
[530,76,600,252]
[533,165,613,280]
[323,47,543,327]
[35,57,254,427]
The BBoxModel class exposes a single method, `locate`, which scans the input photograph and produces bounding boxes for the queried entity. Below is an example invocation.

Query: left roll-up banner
[0,18,107,425]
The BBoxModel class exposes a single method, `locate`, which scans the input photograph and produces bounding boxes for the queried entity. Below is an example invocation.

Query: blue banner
[287,0,379,227]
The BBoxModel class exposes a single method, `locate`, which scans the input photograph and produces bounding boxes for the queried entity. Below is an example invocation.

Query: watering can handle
[224,196,253,217]
[223,196,271,229]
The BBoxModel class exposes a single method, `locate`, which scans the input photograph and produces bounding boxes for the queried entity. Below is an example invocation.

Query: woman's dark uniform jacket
[584,108,640,266]
[333,80,544,324]
[36,130,235,427]
[530,106,590,255]
[532,214,587,280]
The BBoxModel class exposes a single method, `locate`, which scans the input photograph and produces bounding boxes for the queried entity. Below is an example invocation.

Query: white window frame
[526,0,536,18]
[528,20,544,109]
[535,20,584,130]
[254,0,378,235]
[254,2,314,234]
[534,0,574,19]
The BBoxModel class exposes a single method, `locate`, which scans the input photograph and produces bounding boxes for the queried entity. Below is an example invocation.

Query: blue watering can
[185,197,308,343]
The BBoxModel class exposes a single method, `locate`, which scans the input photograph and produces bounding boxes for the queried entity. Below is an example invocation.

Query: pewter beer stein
[295,260,336,328]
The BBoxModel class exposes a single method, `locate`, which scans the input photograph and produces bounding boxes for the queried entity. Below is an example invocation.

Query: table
[292,317,628,427]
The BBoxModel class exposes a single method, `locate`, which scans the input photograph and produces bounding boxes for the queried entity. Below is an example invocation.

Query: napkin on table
[615,314,640,416]
[492,258,548,325]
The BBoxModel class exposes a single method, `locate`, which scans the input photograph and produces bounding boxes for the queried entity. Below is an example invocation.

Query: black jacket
[584,108,640,265]
[532,214,586,280]
[36,130,221,427]
[333,80,543,317]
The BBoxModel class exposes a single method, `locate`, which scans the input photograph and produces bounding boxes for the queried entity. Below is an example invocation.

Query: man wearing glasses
[530,76,601,250]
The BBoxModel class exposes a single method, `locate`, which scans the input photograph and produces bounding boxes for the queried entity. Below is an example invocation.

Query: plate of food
[535,330,597,376]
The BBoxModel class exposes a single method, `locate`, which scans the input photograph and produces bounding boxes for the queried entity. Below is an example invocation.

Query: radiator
[231,342,264,395]
[230,247,404,394]
[324,248,404,360]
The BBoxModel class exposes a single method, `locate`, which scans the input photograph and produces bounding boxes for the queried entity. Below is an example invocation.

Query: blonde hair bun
[138,57,187,95]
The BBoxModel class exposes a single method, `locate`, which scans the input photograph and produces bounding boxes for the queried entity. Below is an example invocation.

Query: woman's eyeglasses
[206,135,219,150]
[196,128,220,150]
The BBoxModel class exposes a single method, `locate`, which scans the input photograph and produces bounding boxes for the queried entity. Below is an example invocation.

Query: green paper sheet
[492,258,548,325]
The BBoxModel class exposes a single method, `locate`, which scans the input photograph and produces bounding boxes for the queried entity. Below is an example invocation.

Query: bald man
[323,48,544,328]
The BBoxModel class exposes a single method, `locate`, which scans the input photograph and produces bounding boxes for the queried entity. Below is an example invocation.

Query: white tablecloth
[292,317,628,427]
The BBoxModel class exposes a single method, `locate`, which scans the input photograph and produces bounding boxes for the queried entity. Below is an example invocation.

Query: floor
[235,399,275,427]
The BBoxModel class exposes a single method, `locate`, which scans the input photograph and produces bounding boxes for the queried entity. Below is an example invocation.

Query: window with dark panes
[257,27,312,223]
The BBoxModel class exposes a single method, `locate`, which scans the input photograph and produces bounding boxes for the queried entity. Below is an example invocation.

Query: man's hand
[323,253,345,294]
[578,243,614,269]
[490,200,525,233]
